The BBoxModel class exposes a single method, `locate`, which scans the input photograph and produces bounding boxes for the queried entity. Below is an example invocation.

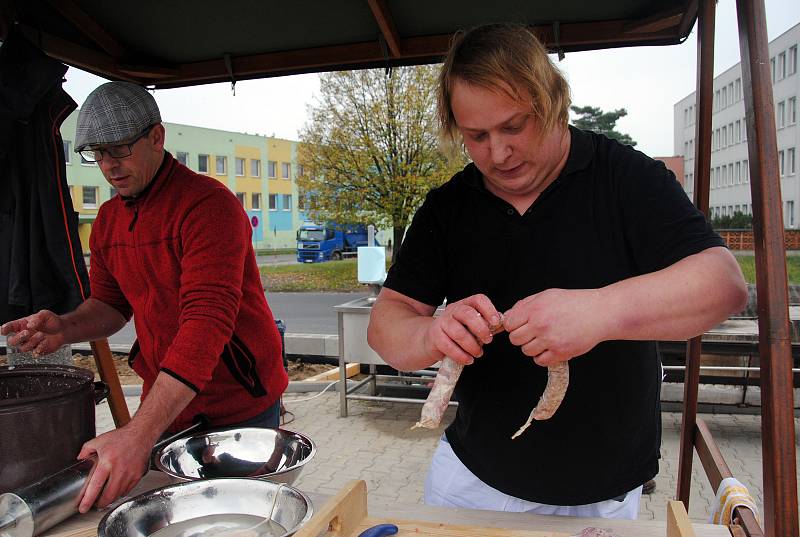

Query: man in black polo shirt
[367,23,747,519]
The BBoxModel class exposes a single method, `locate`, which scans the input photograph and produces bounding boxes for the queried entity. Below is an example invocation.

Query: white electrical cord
[282,380,339,403]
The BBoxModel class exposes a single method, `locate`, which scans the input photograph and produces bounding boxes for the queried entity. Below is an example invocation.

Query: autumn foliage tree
[297,66,461,263]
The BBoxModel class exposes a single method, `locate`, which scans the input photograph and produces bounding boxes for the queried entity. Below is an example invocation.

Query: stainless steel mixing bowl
[97,478,313,537]
[153,427,315,484]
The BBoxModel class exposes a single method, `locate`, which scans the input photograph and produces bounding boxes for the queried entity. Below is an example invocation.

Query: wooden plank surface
[41,474,733,537]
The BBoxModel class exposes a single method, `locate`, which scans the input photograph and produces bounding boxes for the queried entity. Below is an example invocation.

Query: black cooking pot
[0,364,108,493]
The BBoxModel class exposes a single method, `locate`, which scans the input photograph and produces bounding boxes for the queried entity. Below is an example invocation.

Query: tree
[297,67,462,263]
[570,105,637,146]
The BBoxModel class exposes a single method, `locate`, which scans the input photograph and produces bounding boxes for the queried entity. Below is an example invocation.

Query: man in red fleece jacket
[1,82,288,511]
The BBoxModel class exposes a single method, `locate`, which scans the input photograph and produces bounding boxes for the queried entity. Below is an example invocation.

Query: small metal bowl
[153,427,315,484]
[98,478,312,537]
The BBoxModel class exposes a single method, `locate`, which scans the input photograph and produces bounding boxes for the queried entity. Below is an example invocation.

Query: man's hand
[503,288,607,366]
[1,310,66,356]
[76,425,158,513]
[424,294,503,365]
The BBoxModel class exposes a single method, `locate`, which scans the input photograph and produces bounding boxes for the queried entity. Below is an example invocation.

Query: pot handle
[93,381,110,405]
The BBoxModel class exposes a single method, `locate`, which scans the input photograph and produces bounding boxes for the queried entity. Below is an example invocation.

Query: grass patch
[255,248,296,256]
[261,259,366,292]
[734,254,800,284]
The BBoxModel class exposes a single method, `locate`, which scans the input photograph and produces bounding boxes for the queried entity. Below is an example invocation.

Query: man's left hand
[76,426,157,512]
[503,288,607,366]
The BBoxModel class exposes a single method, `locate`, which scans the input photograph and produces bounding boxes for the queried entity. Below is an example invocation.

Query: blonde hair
[438,23,571,145]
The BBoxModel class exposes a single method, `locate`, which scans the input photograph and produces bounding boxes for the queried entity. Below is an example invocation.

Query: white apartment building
[674,22,799,227]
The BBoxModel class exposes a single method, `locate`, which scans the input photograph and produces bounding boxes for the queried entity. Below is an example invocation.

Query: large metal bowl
[153,427,315,484]
[98,478,312,537]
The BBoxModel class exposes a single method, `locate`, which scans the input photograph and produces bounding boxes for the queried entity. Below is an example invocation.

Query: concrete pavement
[96,392,796,524]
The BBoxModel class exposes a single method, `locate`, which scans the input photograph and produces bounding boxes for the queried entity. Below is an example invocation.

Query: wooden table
[42,473,733,537]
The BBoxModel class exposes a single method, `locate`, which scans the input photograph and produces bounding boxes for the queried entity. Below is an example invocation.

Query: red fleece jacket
[89,153,288,432]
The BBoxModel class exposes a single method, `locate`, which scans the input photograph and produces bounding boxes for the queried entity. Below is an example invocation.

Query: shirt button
[507,209,514,215]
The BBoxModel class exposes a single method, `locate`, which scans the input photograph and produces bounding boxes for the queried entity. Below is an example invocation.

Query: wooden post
[736,0,800,535]
[90,338,130,427]
[677,0,715,509]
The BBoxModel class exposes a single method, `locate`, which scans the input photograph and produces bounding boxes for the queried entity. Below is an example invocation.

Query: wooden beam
[736,0,800,535]
[303,363,360,383]
[45,0,127,58]
[367,0,402,57]
[623,7,685,34]
[667,500,697,537]
[677,0,715,509]
[89,339,130,428]
[694,419,764,537]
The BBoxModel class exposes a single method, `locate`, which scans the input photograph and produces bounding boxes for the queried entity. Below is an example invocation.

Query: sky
[62,0,800,158]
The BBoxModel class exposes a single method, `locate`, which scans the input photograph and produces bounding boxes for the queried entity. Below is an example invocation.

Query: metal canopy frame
[1,0,796,534]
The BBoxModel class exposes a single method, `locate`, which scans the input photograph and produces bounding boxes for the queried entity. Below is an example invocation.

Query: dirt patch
[1,354,335,383]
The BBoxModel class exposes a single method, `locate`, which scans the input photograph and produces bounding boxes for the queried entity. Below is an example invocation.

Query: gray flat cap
[75,82,161,151]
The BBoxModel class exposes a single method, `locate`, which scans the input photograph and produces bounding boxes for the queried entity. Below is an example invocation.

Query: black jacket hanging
[0,30,90,323]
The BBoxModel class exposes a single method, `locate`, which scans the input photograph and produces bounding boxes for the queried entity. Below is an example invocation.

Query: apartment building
[674,22,799,227]
[60,111,304,252]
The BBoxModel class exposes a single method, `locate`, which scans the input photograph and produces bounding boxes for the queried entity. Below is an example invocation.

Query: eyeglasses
[78,125,154,163]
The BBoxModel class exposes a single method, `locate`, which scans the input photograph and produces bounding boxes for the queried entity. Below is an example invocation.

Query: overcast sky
[62,0,800,158]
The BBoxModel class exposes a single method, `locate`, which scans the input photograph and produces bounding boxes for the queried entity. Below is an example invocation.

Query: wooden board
[292,480,569,537]
[667,501,697,537]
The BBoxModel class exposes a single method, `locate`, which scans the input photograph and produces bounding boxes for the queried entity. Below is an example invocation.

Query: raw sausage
[413,316,504,429]
[511,360,569,439]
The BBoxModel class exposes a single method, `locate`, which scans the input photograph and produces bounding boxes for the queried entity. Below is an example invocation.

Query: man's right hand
[423,294,503,366]
[1,310,66,356]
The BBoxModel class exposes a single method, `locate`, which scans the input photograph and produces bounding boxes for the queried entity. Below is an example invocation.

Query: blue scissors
[357,523,399,537]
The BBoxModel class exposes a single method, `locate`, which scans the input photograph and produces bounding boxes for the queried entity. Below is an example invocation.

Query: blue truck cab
[296,222,377,263]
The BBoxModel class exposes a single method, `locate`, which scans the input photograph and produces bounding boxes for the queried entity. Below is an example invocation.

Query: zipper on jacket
[126,201,139,231]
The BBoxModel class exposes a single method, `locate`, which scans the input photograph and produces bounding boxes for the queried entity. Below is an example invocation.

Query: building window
[735,120,741,143]
[735,78,742,100]
[742,118,747,141]
[109,187,118,199]
[789,97,797,125]
[235,157,245,176]
[281,162,290,179]
[789,148,797,176]
[176,151,189,166]
[779,150,785,177]
[721,126,727,148]
[789,46,798,76]
[728,122,734,145]
[722,165,728,185]
[268,194,277,210]
[721,86,727,108]
[198,154,209,173]
[281,194,292,211]
[771,57,776,82]
[787,200,795,228]
[777,100,786,128]
[63,140,71,164]
[250,159,261,177]
[82,186,97,208]
[252,193,261,209]
[236,192,245,206]
[714,90,720,110]
[216,156,227,175]
[297,164,305,177]
[778,51,786,80]
[268,161,277,178]
[744,160,749,183]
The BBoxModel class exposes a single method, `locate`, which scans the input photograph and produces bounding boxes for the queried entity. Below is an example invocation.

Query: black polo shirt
[383,126,724,505]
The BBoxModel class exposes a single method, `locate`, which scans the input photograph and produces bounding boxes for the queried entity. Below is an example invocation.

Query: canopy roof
[4,0,697,88]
